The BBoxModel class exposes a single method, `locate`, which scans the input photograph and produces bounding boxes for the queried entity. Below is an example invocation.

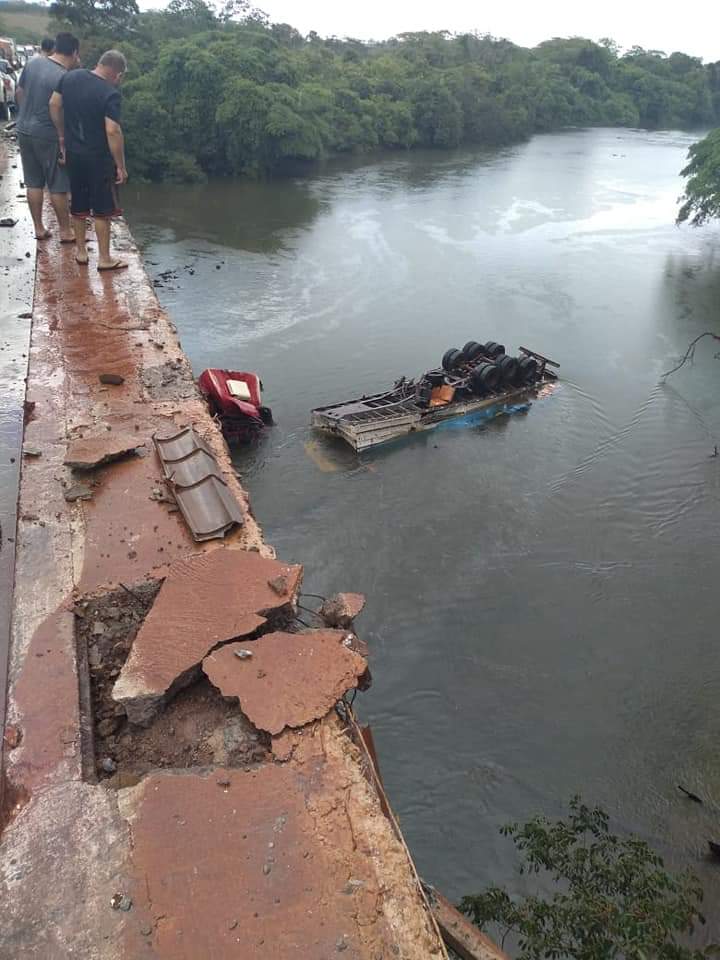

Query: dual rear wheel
[440,341,539,392]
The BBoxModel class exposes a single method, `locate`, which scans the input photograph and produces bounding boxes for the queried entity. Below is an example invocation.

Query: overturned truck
[312,340,559,452]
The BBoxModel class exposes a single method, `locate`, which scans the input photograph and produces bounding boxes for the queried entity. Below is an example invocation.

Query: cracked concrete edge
[346,709,450,959]
[316,717,449,959]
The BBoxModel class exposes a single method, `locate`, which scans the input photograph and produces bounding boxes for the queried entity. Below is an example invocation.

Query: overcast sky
[139,0,719,62]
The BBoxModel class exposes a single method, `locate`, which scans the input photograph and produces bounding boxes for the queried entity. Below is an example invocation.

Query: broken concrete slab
[64,435,142,471]
[117,717,446,960]
[113,550,302,725]
[319,592,366,628]
[203,629,367,735]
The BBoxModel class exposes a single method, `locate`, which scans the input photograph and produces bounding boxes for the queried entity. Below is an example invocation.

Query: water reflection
[125,177,323,254]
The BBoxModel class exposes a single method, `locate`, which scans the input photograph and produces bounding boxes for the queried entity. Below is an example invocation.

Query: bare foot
[35,229,51,240]
[97,260,128,272]
[76,253,89,265]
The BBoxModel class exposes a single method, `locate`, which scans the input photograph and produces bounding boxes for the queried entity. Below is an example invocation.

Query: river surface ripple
[125,128,720,932]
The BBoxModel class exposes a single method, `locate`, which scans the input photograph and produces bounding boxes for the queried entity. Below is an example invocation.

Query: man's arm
[105,117,127,184]
[49,91,65,160]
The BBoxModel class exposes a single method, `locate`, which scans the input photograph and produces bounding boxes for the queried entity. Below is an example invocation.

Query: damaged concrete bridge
[0,144,452,959]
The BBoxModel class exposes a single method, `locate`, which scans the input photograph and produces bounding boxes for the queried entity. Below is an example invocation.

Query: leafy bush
[461,797,713,960]
[678,128,720,225]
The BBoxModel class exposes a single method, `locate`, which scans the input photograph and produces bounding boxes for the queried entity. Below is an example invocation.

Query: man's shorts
[18,133,69,194]
[66,151,122,219]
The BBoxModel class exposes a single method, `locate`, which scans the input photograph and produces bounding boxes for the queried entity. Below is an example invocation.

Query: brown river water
[61,126,720,925]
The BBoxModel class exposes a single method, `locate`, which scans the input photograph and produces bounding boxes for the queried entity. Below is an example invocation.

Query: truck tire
[462,341,485,361]
[496,354,519,384]
[470,362,501,394]
[442,348,463,371]
[483,341,506,360]
[518,356,538,383]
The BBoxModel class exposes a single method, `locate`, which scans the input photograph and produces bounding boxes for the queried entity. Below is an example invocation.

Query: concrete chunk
[319,592,366,628]
[203,629,367,735]
[113,550,302,725]
[64,435,141,471]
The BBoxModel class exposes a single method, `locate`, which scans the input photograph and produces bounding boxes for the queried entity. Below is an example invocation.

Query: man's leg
[18,135,50,239]
[94,217,111,266]
[26,187,49,239]
[49,192,74,242]
[92,158,126,271]
[73,215,89,264]
[43,141,74,242]
[65,152,91,264]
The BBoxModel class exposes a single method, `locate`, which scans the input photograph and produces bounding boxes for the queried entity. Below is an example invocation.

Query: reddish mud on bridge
[0,141,448,960]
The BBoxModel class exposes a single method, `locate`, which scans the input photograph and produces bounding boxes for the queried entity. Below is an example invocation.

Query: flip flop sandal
[97,261,128,272]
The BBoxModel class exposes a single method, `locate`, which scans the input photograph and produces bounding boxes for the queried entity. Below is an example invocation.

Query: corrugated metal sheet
[153,426,243,541]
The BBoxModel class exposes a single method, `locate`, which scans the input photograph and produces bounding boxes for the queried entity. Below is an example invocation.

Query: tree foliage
[460,797,714,960]
[47,0,720,185]
[50,0,138,34]
[678,128,720,225]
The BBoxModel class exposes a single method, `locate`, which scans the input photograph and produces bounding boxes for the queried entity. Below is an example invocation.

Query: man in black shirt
[49,49,128,272]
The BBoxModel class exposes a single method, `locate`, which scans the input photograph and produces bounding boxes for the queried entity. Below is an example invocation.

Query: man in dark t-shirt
[49,49,128,272]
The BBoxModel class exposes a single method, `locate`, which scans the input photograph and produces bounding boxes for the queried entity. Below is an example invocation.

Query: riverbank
[0,139,449,959]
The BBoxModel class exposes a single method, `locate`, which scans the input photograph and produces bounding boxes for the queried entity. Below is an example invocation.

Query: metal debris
[153,426,244,541]
[426,886,508,960]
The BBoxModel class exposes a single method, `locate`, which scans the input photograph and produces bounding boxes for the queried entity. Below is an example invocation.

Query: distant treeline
[46,0,720,182]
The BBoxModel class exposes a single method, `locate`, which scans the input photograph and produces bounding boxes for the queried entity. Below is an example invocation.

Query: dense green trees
[49,0,720,185]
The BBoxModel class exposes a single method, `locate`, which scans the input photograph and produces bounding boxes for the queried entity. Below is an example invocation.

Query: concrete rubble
[203,629,368,735]
[113,550,303,725]
[64,434,143,470]
[320,591,367,627]
[0,142,452,959]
